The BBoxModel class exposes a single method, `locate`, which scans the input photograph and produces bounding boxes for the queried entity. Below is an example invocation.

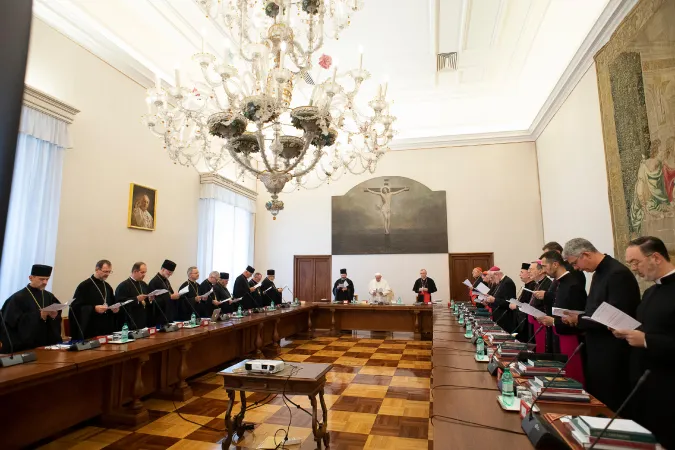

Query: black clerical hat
[31,264,52,277]
[521,263,530,271]
[220,272,229,280]
[246,265,255,273]
[267,269,275,276]
[340,268,347,274]
[162,259,177,271]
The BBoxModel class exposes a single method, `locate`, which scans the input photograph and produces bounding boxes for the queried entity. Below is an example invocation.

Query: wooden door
[293,255,332,303]
[448,253,494,301]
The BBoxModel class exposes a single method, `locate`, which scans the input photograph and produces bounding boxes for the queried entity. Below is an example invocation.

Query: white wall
[255,142,545,303]
[24,19,200,301]
[536,64,614,257]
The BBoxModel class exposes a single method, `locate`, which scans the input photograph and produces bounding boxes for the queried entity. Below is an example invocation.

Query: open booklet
[475,282,490,295]
[106,299,135,310]
[516,302,546,319]
[552,307,585,317]
[148,289,168,296]
[462,279,473,288]
[178,286,190,295]
[582,302,641,330]
[42,298,75,312]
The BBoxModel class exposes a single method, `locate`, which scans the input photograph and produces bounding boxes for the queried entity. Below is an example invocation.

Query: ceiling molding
[200,173,257,200]
[23,85,80,124]
[528,0,638,140]
[390,129,534,151]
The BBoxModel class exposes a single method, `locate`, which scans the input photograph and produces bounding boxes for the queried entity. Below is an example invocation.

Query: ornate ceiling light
[143,0,396,218]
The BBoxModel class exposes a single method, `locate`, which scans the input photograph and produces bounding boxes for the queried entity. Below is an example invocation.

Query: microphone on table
[521,342,584,449]
[152,292,178,332]
[0,306,37,367]
[588,370,651,450]
[180,290,203,323]
[118,300,150,339]
[67,304,101,352]
[488,325,545,376]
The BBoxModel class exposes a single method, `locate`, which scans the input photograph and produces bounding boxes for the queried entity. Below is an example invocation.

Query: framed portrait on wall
[127,183,157,231]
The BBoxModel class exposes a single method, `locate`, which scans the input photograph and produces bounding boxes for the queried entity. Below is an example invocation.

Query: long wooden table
[0,303,433,448]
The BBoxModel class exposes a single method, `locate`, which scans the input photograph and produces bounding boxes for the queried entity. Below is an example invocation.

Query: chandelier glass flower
[142,0,396,218]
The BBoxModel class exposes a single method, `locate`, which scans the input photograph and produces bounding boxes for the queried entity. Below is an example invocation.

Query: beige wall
[25,19,200,301]
[255,142,545,303]
[536,63,614,259]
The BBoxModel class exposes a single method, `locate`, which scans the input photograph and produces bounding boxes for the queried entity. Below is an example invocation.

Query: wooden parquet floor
[34,331,433,450]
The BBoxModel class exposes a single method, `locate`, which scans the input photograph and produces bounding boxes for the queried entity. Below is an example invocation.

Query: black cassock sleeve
[2,291,62,351]
[554,282,587,335]
[332,280,340,298]
[428,278,438,294]
[412,279,420,293]
[70,282,93,340]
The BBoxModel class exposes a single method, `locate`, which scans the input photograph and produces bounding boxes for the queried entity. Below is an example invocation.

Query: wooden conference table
[0,303,433,448]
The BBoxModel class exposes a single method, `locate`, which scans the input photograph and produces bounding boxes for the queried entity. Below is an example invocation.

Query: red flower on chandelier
[318,54,332,69]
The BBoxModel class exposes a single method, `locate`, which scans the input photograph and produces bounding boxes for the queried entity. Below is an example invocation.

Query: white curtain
[197,183,255,277]
[0,107,69,306]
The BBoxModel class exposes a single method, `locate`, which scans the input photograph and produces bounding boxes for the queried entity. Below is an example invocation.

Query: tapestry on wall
[332,176,448,255]
[595,0,675,257]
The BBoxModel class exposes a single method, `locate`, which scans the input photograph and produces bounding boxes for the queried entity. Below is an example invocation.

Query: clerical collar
[556,271,570,281]
[595,254,611,272]
[656,268,675,285]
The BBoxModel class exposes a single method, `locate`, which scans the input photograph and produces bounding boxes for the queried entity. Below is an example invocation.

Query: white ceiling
[33,0,624,146]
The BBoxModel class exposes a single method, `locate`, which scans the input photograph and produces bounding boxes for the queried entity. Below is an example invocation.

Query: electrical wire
[274,364,301,449]
[430,414,526,435]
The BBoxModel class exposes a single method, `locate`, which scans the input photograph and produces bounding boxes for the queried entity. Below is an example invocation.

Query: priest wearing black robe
[148,259,180,325]
[214,272,233,314]
[178,266,206,319]
[332,269,354,302]
[248,272,264,309]
[115,262,154,330]
[485,266,517,332]
[528,260,554,352]
[412,269,437,303]
[261,270,283,307]
[561,238,640,412]
[233,266,256,311]
[543,241,586,287]
[511,263,535,342]
[69,259,120,339]
[199,271,220,317]
[0,264,62,352]
[613,236,675,449]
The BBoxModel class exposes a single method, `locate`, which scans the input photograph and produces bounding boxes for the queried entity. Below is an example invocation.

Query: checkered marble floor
[35,332,433,450]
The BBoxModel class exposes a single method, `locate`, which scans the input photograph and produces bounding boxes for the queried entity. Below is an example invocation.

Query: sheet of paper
[42,298,74,312]
[507,299,520,304]
[254,282,262,289]
[203,288,213,297]
[178,286,189,295]
[474,294,486,303]
[583,302,641,330]
[518,303,546,318]
[476,283,490,295]
[463,279,473,288]
[231,297,242,303]
[522,287,534,293]
[148,289,168,296]
[552,307,585,317]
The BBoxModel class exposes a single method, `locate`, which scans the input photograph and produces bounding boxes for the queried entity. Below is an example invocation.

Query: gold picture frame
[127,183,157,231]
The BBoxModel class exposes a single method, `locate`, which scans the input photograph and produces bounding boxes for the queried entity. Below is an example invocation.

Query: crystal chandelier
[142,0,396,218]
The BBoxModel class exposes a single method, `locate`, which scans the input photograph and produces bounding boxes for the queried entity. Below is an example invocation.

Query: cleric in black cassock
[0,264,62,352]
[214,272,232,314]
[528,261,554,351]
[199,271,220,317]
[561,239,640,412]
[115,262,152,330]
[261,270,282,307]
[485,266,517,332]
[248,273,264,309]
[178,266,205,319]
[233,266,256,311]
[614,237,675,449]
[332,269,354,302]
[147,259,179,325]
[69,260,120,339]
[513,263,535,342]
[412,269,437,303]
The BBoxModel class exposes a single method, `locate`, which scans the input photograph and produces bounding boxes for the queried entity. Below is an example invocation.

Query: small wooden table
[218,360,332,449]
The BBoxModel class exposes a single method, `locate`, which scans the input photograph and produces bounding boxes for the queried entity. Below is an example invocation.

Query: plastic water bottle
[465,321,472,337]
[450,299,454,308]
[121,323,129,343]
[270,301,275,310]
[294,297,299,305]
[237,305,243,316]
[190,312,197,326]
[458,311,465,325]
[476,336,485,358]
[397,297,402,305]
[502,368,514,406]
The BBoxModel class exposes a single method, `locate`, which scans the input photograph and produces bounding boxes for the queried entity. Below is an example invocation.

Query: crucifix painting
[332,176,448,255]
[363,179,410,234]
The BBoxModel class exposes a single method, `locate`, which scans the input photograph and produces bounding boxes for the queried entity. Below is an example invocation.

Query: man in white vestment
[368,273,393,304]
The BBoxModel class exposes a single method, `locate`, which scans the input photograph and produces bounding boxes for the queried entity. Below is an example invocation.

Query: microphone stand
[181,292,203,327]
[153,294,178,332]
[119,301,150,339]
[522,343,584,449]
[588,370,651,450]
[67,307,101,352]
[0,307,37,367]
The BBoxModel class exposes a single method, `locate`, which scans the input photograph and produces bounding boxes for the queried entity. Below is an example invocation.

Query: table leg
[308,310,314,338]
[273,318,281,350]
[413,310,421,340]
[255,322,264,357]
[319,390,330,448]
[330,308,336,336]
[222,390,247,450]
[175,343,194,401]
[309,391,329,449]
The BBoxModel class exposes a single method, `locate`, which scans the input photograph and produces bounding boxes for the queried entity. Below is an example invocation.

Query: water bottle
[476,336,485,358]
[458,311,465,325]
[190,312,196,326]
[121,323,129,343]
[294,297,299,305]
[397,297,402,305]
[465,321,472,337]
[450,299,454,309]
[270,301,275,310]
[237,305,243,316]
[501,368,514,406]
